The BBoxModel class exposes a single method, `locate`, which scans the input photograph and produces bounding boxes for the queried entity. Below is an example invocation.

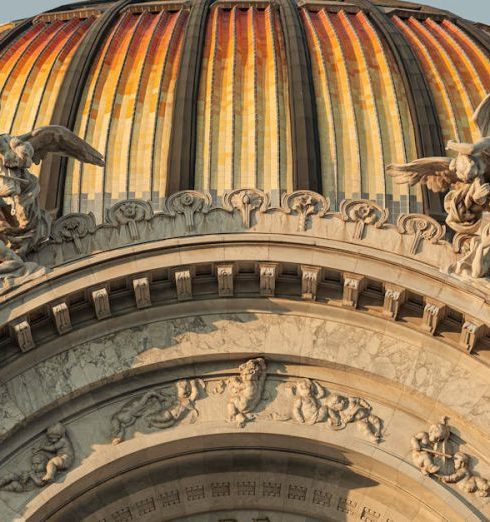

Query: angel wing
[17,126,105,167]
[387,157,456,192]
[474,92,490,137]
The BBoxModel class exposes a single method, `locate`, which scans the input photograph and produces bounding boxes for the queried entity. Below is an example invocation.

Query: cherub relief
[111,379,202,444]
[278,378,383,443]
[412,418,489,498]
[0,422,74,492]
[288,378,328,425]
[226,357,267,428]
[388,93,490,235]
[325,394,383,443]
[439,452,489,497]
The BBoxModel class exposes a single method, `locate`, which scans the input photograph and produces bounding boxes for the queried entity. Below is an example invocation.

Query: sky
[0,0,489,25]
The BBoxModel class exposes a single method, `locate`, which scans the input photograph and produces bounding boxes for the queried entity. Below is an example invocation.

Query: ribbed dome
[0,0,488,221]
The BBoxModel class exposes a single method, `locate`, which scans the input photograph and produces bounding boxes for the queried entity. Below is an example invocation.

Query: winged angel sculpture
[0,125,104,294]
[388,93,490,277]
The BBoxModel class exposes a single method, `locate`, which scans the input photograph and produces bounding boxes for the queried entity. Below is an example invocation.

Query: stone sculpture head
[453,452,470,470]
[0,134,33,169]
[238,358,266,382]
[428,418,450,443]
[46,423,66,442]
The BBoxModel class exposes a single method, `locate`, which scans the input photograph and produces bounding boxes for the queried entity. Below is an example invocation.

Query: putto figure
[226,357,267,427]
[412,418,489,498]
[0,124,104,292]
[387,93,490,235]
[111,379,202,444]
[0,422,74,492]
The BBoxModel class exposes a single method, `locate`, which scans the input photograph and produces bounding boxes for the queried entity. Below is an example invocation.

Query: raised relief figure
[111,379,202,444]
[0,422,74,492]
[226,358,267,428]
[288,378,328,425]
[0,124,104,291]
[324,394,383,443]
[412,418,489,497]
[281,378,383,443]
[411,418,450,476]
[388,93,490,235]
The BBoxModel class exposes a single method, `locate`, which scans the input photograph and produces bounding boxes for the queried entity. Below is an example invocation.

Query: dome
[0,0,488,220]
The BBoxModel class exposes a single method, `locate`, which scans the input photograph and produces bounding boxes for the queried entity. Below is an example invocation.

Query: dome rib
[38,0,133,216]
[166,0,212,193]
[277,0,322,192]
[349,0,445,218]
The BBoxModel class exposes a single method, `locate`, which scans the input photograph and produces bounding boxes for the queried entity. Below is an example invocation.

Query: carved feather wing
[17,126,105,166]
[387,157,456,192]
[474,92,490,137]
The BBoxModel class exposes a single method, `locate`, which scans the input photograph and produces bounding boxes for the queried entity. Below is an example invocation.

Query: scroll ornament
[106,199,153,240]
[223,188,270,228]
[281,190,330,231]
[411,418,489,497]
[0,423,74,492]
[164,190,212,230]
[340,199,388,240]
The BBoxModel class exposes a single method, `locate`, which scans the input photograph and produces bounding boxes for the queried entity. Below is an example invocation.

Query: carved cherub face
[46,422,65,442]
[452,452,469,470]
[428,422,449,443]
[296,379,314,398]
[239,359,265,382]
[0,134,33,169]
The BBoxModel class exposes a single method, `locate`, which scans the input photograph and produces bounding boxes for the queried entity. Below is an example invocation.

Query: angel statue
[0,125,104,257]
[387,93,490,235]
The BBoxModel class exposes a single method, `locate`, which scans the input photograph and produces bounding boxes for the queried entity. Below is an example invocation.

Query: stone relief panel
[273,378,383,443]
[0,422,73,492]
[281,190,330,231]
[111,379,204,444]
[339,199,389,240]
[104,359,383,443]
[411,417,489,497]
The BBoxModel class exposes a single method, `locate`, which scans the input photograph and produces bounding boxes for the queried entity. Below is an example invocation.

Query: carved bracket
[397,214,445,255]
[340,199,389,240]
[281,190,330,231]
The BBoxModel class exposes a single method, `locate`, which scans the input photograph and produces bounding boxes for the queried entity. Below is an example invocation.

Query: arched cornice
[349,0,446,218]
[38,0,134,216]
[166,0,213,193]
[277,0,322,192]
